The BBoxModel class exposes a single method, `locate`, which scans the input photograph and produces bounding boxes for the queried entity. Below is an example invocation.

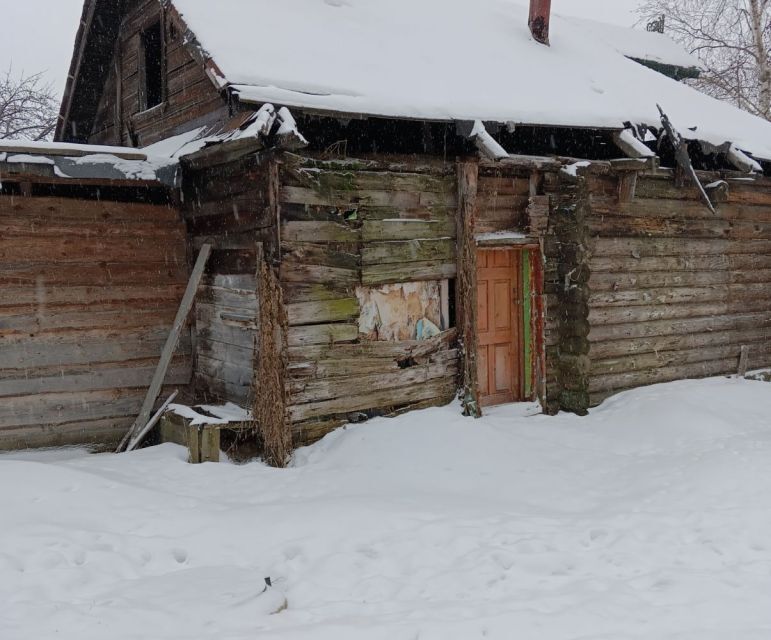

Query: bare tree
[638,0,771,120]
[0,68,59,141]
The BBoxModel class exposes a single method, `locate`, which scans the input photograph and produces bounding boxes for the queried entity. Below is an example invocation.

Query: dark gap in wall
[142,21,164,110]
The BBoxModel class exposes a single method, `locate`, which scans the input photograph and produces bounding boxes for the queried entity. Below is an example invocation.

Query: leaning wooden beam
[126,389,179,452]
[469,120,509,161]
[116,244,212,452]
[657,104,716,215]
[275,107,309,150]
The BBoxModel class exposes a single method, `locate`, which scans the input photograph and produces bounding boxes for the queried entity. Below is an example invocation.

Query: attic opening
[141,21,164,111]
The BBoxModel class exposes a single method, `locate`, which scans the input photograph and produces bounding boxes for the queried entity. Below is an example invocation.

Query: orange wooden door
[476,249,523,406]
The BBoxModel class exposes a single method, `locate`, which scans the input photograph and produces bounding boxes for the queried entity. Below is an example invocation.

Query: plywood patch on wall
[356,282,442,341]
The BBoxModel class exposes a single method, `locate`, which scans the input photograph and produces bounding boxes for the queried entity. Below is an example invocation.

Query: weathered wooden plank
[590,326,770,360]
[0,304,179,334]
[289,377,457,422]
[361,238,455,266]
[287,298,360,326]
[279,262,360,287]
[291,361,458,405]
[590,283,771,308]
[589,311,771,343]
[281,221,360,243]
[591,340,771,377]
[0,328,192,369]
[0,359,191,398]
[361,261,457,286]
[590,237,771,257]
[281,241,361,269]
[0,416,133,451]
[0,262,187,287]
[589,350,771,394]
[288,323,359,347]
[0,284,187,308]
[362,219,456,242]
[0,387,176,429]
[0,195,179,224]
[280,185,455,209]
[289,349,459,381]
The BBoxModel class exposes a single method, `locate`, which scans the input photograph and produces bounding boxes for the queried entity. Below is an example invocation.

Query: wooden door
[476,249,523,406]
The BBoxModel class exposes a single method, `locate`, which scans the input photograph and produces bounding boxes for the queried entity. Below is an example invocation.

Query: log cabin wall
[0,182,191,450]
[180,153,276,407]
[586,169,771,405]
[88,0,229,147]
[277,154,460,444]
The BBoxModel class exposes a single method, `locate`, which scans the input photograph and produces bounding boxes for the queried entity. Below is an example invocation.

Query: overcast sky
[0,0,643,100]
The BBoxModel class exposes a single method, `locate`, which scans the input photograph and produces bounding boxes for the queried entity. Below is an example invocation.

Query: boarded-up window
[356,281,449,341]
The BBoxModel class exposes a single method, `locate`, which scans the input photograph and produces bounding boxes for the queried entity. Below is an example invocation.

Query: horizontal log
[282,167,455,195]
[281,241,361,270]
[0,386,177,429]
[0,284,187,308]
[0,195,179,224]
[288,329,457,362]
[590,237,771,257]
[589,352,771,394]
[289,376,457,422]
[362,219,456,242]
[291,361,457,405]
[361,261,457,286]
[590,326,770,360]
[281,221,360,243]
[361,238,455,266]
[290,349,459,381]
[0,358,191,398]
[288,323,359,347]
[0,304,179,334]
[282,282,353,303]
[0,327,192,368]
[590,283,771,308]
[590,270,771,292]
[280,185,455,209]
[0,416,132,451]
[588,214,771,240]
[287,298,360,326]
[0,262,187,287]
[589,311,771,343]
[0,236,188,264]
[279,262,360,287]
[592,340,771,377]
[591,196,771,224]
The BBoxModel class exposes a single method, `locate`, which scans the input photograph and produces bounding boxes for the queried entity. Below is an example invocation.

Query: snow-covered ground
[2,376,771,639]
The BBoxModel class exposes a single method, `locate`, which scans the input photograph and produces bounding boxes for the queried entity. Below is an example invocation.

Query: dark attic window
[141,22,164,111]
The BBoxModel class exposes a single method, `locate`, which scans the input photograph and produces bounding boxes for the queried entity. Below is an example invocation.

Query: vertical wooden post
[254,243,292,467]
[456,161,482,418]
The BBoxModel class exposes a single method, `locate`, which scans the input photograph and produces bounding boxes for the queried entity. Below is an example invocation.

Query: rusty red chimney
[529,0,552,46]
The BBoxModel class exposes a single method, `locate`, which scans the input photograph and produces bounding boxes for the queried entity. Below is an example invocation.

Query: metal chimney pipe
[529,0,552,46]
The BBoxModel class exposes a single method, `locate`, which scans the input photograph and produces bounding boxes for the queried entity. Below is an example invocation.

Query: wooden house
[2,0,771,458]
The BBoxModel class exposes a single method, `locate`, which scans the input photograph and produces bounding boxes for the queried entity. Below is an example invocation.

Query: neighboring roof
[0,139,173,184]
[568,16,703,71]
[172,0,771,160]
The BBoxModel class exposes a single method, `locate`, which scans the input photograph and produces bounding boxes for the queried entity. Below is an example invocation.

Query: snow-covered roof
[0,139,172,183]
[172,0,771,160]
[568,17,703,71]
